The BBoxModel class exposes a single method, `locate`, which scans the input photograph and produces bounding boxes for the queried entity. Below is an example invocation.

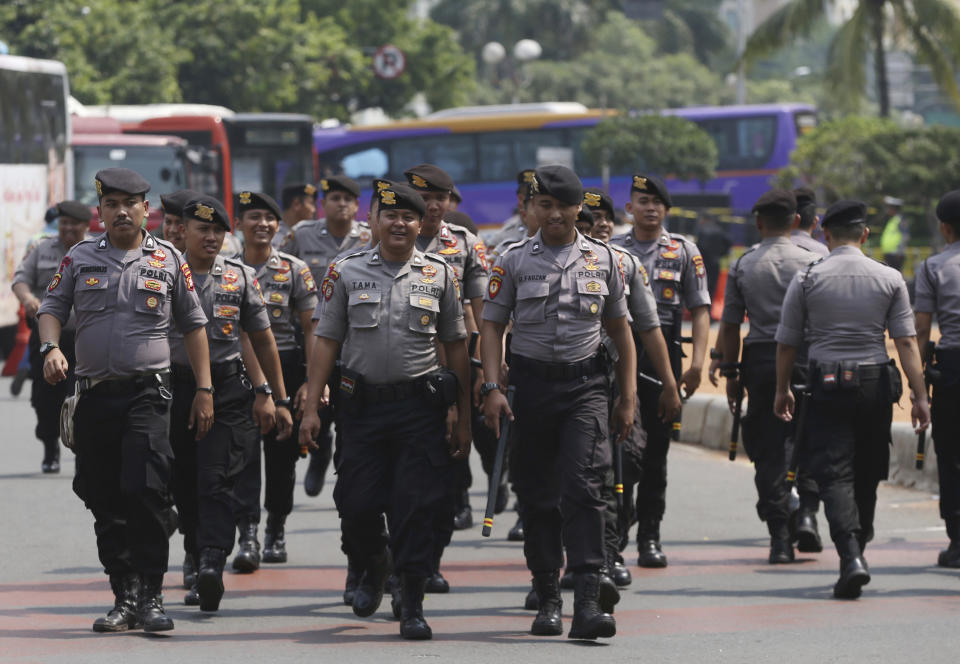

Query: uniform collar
[319,218,361,237]
[367,244,424,277]
[266,247,283,269]
[829,245,863,256]
[529,230,594,268]
[210,254,227,276]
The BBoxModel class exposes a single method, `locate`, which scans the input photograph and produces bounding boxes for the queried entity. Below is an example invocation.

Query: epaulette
[335,249,368,265]
[732,243,758,271]
[222,255,247,269]
[503,235,535,256]
[443,223,470,238]
[582,234,609,248]
[291,218,321,233]
[275,249,306,268]
[802,256,826,280]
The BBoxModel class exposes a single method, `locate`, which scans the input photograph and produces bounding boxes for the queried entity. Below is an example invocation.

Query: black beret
[936,190,960,224]
[376,183,426,217]
[451,185,463,204]
[319,175,360,199]
[631,173,671,208]
[516,169,536,192]
[281,182,318,210]
[183,195,231,230]
[583,188,615,220]
[821,200,868,228]
[94,168,150,199]
[532,165,583,207]
[44,205,59,224]
[445,210,477,234]
[372,178,394,193]
[237,191,282,220]
[160,189,200,218]
[576,208,595,227]
[752,189,797,217]
[793,187,816,210]
[56,200,92,222]
[404,164,454,193]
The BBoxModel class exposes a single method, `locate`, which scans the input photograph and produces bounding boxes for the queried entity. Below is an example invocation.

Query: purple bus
[314,103,817,230]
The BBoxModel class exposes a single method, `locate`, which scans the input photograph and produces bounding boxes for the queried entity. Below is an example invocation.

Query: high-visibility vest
[881,214,904,254]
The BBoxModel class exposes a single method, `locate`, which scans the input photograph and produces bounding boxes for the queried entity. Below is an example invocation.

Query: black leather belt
[171,360,242,385]
[510,354,605,381]
[77,370,170,396]
[360,378,426,404]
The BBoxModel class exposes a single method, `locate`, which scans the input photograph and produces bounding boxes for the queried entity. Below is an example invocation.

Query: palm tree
[739,0,960,117]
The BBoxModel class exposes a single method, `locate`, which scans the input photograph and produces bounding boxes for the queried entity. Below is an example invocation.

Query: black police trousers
[804,371,892,553]
[28,325,76,443]
[634,351,673,535]
[510,366,610,572]
[262,349,306,517]
[171,367,258,555]
[932,381,960,523]
[73,377,176,576]
[333,395,448,577]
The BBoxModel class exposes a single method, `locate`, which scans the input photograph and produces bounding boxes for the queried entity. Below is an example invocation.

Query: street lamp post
[482,39,542,104]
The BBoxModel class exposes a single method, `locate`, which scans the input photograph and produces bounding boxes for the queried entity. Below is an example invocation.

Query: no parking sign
[373,45,406,80]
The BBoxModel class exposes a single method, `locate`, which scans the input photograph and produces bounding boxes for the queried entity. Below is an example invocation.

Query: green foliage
[581,115,718,182]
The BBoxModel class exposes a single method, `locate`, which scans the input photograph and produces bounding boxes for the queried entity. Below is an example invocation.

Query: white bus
[0,54,71,326]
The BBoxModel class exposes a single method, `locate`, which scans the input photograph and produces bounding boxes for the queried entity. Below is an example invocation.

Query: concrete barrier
[678,394,939,493]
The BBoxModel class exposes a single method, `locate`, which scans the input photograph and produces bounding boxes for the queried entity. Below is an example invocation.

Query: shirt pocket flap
[516,279,550,300]
[348,290,381,305]
[577,278,609,296]
[137,275,168,295]
[409,293,440,312]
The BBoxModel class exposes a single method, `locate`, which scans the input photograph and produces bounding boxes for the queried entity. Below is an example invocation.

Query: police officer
[170,195,292,611]
[584,188,616,243]
[404,164,488,590]
[914,190,960,568]
[12,200,91,472]
[610,174,711,568]
[160,190,200,253]
[481,165,637,640]
[486,169,536,250]
[879,195,908,271]
[792,187,829,257]
[300,183,470,640]
[235,190,318,566]
[774,200,930,599]
[38,168,213,632]
[719,190,819,564]
[278,182,320,248]
[281,176,371,497]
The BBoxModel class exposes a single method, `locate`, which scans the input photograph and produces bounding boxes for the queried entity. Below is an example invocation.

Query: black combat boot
[507,515,524,542]
[92,573,141,632]
[425,554,450,594]
[304,445,330,497]
[262,513,288,563]
[794,510,823,553]
[399,574,432,640]
[231,519,260,572]
[388,574,403,619]
[597,569,620,614]
[352,550,391,617]
[559,568,575,589]
[938,518,960,568]
[197,547,227,612]
[833,533,870,599]
[637,520,667,568]
[184,583,200,606]
[139,574,174,632]
[41,438,60,474]
[530,571,563,636]
[453,490,473,530]
[608,554,632,587]
[568,572,616,640]
[768,519,795,564]
[524,579,539,610]
[343,559,361,605]
[182,552,197,590]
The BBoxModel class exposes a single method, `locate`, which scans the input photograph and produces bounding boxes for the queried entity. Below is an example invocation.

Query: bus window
[338,145,388,180]
[477,132,515,182]
[390,135,477,183]
[698,116,777,171]
[73,144,187,208]
[513,129,565,172]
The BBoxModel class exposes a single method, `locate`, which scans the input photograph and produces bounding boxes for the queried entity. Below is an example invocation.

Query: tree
[740,0,960,117]
[581,115,718,183]
[640,0,734,68]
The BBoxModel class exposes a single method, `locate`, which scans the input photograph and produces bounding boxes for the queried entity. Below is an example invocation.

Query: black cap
[404,164,454,193]
[281,182,318,210]
[94,168,150,199]
[936,190,960,224]
[752,189,797,216]
[532,165,583,207]
[237,191,283,220]
[44,206,59,224]
[56,200,92,222]
[376,183,426,217]
[793,187,816,210]
[821,200,868,228]
[445,210,477,234]
[576,208,595,228]
[583,188,615,220]
[451,186,463,204]
[516,169,536,193]
[631,174,671,208]
[319,175,360,199]
[160,189,201,218]
[183,195,231,230]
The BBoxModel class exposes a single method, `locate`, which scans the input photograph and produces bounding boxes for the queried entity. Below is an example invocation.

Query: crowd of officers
[10,157,959,640]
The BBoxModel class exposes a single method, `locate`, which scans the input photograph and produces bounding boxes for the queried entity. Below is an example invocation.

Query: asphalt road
[0,374,957,663]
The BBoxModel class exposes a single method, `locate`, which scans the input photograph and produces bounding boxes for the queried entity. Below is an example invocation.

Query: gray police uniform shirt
[790,230,829,257]
[248,249,318,352]
[610,230,711,325]
[611,246,660,333]
[487,223,528,263]
[169,254,270,366]
[273,221,293,249]
[776,245,916,363]
[220,231,244,259]
[13,235,70,300]
[418,222,488,303]
[314,246,466,385]
[279,218,372,284]
[38,232,207,379]
[722,236,817,345]
[915,241,960,349]
[482,230,628,363]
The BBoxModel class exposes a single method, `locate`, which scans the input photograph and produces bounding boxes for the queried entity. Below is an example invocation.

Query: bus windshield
[225,117,315,198]
[73,144,189,209]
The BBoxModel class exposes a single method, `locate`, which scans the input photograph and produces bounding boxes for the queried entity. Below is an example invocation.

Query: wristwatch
[479,382,502,397]
[254,383,273,396]
[196,386,215,395]
[39,342,59,358]
[275,397,293,410]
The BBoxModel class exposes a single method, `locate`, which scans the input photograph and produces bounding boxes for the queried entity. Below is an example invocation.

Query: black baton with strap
[718,362,743,461]
[482,385,516,537]
[786,384,811,488]
[916,340,938,470]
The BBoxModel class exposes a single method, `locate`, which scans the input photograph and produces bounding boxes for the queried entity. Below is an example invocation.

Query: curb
[678,394,939,493]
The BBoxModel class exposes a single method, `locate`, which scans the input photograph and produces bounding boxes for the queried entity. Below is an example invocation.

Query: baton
[482,385,516,537]
[729,381,744,461]
[916,341,938,470]
[786,385,811,487]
